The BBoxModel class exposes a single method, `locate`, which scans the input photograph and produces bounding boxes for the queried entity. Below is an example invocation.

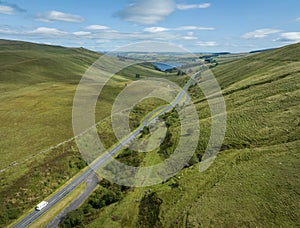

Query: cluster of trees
[157,110,180,159]
[158,109,201,167]
[116,147,144,167]
[60,108,204,227]
[0,206,20,225]
[138,192,163,228]
[158,130,173,159]
[177,70,186,76]
[68,156,87,170]
[61,124,160,227]
[60,179,126,227]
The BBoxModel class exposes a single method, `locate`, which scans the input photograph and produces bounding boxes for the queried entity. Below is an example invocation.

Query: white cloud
[144,25,214,33]
[0,24,211,47]
[73,31,91,36]
[197,41,218,46]
[0,5,14,14]
[116,0,175,24]
[0,26,175,41]
[242,28,281,39]
[28,27,68,36]
[175,26,214,31]
[0,28,19,34]
[297,17,300,21]
[0,1,26,13]
[116,1,210,24]
[275,32,300,42]
[182,36,198,40]
[176,3,210,10]
[0,26,70,37]
[144,27,170,32]
[37,11,84,23]
[85,25,109,30]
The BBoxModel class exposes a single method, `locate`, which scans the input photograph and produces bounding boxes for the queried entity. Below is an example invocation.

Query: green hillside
[0,39,101,86]
[64,42,300,227]
[0,39,176,226]
[0,39,172,170]
[0,39,100,166]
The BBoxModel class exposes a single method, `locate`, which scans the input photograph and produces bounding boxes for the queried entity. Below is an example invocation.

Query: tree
[138,192,163,228]
[142,126,150,135]
[136,73,140,78]
[177,70,186,76]
[60,210,84,227]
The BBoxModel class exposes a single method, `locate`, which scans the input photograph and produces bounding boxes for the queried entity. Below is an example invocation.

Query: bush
[142,126,150,135]
[88,187,123,209]
[7,207,20,220]
[138,192,163,227]
[0,213,8,225]
[60,209,84,228]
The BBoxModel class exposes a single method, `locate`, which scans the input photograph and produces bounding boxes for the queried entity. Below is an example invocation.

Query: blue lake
[153,62,182,71]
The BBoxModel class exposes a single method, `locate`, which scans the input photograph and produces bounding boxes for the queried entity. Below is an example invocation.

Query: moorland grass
[0,39,184,226]
[83,42,300,227]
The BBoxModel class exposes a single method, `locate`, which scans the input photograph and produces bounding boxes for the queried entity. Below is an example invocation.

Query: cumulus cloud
[37,11,84,23]
[242,28,281,39]
[144,27,170,32]
[116,1,211,24]
[73,31,91,36]
[85,25,109,30]
[182,36,198,40]
[0,27,19,34]
[197,41,217,46]
[0,25,176,41]
[0,26,70,37]
[28,27,68,36]
[144,26,214,33]
[0,1,26,13]
[115,0,175,24]
[0,5,14,14]
[175,26,214,31]
[176,3,210,10]
[0,24,211,46]
[275,32,300,42]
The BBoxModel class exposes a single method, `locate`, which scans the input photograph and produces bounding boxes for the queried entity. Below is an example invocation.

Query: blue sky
[0,0,299,52]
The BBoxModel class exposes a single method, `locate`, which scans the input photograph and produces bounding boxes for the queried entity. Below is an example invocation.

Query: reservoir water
[153,62,182,71]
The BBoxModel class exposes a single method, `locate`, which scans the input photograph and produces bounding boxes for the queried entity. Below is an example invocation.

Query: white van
[35,201,48,211]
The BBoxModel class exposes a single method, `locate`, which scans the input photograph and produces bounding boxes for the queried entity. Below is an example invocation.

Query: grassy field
[1,39,299,227]
[0,39,184,226]
[0,39,102,168]
[67,42,300,227]
[0,39,174,169]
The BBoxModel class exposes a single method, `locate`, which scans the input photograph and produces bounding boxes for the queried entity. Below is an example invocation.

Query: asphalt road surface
[45,173,99,228]
[13,71,199,228]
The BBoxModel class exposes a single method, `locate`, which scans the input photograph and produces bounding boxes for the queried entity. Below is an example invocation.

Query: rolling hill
[0,39,172,170]
[1,39,299,227]
[0,39,176,226]
[61,42,300,227]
